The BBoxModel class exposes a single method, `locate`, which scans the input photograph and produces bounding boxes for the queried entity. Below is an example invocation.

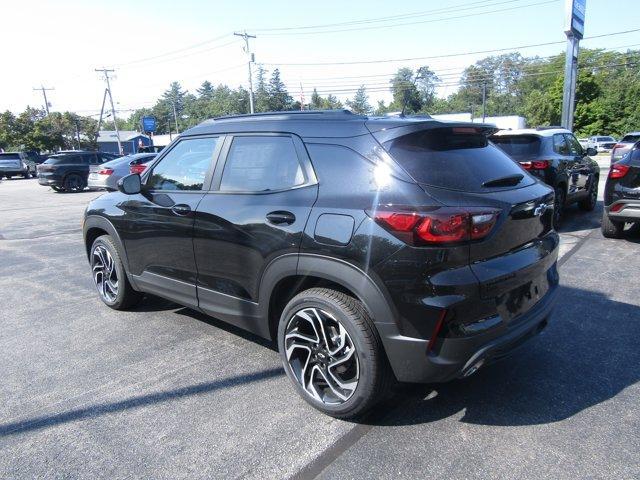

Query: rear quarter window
[382,127,534,192]
[622,135,640,143]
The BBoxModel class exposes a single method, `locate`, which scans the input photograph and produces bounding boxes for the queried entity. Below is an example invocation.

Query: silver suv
[0,152,38,179]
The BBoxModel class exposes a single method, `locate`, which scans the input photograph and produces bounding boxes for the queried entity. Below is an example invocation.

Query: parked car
[37,151,119,192]
[601,141,640,238]
[491,127,600,226]
[88,153,157,191]
[83,111,560,418]
[587,135,617,153]
[611,132,640,163]
[578,138,589,150]
[0,152,38,179]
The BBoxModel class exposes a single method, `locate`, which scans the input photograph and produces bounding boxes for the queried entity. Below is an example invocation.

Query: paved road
[1,177,638,479]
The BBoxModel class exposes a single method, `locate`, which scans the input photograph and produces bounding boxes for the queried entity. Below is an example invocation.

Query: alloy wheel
[92,245,119,303]
[284,307,359,405]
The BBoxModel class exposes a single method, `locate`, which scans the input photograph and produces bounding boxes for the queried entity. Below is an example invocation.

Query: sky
[1,0,638,117]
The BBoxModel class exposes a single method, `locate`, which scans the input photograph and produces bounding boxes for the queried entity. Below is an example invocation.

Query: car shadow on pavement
[368,283,639,427]
[556,201,603,234]
[0,367,284,438]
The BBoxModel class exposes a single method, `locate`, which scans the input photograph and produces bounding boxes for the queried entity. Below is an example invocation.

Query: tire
[90,235,142,310]
[64,174,86,192]
[4,174,11,179]
[601,210,624,239]
[278,287,392,419]
[51,186,64,192]
[22,172,29,179]
[553,186,566,228]
[578,178,598,211]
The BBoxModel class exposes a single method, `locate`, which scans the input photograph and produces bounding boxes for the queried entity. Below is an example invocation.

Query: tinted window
[0,153,20,160]
[564,134,583,155]
[220,136,305,192]
[491,135,541,159]
[44,155,83,165]
[622,134,640,143]
[552,134,570,155]
[383,127,534,192]
[147,137,218,191]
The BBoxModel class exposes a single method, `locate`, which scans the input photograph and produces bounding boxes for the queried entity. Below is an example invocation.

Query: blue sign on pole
[141,116,157,133]
[565,0,586,39]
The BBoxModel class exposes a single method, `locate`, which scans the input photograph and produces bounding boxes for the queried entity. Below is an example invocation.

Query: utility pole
[33,86,54,115]
[481,82,487,122]
[561,0,586,130]
[234,31,256,114]
[95,68,122,154]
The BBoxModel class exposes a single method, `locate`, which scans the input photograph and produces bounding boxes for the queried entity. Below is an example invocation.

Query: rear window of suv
[382,127,534,192]
[491,135,541,159]
[44,155,84,165]
[621,134,640,143]
[0,153,20,160]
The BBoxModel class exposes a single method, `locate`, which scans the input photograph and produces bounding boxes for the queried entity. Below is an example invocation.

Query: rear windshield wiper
[482,174,524,188]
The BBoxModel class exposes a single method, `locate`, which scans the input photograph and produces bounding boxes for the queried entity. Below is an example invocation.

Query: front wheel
[90,235,142,310]
[51,186,64,192]
[278,287,392,419]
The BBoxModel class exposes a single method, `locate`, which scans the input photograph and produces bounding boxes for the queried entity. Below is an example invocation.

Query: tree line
[1,47,638,152]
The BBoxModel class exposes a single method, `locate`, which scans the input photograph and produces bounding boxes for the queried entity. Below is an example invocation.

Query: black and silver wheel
[553,186,566,228]
[90,235,142,309]
[278,288,392,419]
[51,186,64,192]
[64,174,86,192]
[579,178,598,211]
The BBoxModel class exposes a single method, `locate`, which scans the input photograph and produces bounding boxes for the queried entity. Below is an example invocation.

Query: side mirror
[585,147,597,157]
[117,173,141,195]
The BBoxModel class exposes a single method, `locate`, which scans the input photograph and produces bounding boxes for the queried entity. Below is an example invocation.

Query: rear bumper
[378,281,557,383]
[37,174,63,186]
[607,199,640,221]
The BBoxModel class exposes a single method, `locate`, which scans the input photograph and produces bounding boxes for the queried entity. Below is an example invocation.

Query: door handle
[266,211,296,225]
[171,204,192,216]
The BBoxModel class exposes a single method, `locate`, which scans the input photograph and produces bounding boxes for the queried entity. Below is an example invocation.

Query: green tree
[347,86,371,115]
[267,68,292,111]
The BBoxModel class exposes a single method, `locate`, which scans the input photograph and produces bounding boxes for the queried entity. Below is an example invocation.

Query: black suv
[491,128,600,225]
[83,111,559,418]
[37,151,119,192]
[601,141,640,238]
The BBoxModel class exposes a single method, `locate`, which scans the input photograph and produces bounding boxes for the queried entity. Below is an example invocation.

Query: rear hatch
[372,123,557,321]
[0,153,22,170]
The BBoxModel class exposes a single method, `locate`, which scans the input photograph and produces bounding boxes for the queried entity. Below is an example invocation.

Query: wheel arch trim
[83,215,132,280]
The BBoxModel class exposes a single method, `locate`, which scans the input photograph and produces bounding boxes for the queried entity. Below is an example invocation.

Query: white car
[587,136,617,153]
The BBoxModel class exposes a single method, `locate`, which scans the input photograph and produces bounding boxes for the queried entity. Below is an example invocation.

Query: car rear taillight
[520,160,550,170]
[369,207,499,245]
[610,203,624,213]
[97,168,114,175]
[609,164,630,179]
[129,164,147,174]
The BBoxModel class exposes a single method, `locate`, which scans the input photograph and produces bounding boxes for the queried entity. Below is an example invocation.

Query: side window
[147,137,218,191]
[564,134,583,155]
[89,154,101,165]
[553,134,570,155]
[219,136,305,192]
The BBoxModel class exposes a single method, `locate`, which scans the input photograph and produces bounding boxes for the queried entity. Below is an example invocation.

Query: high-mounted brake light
[97,168,113,175]
[369,207,499,245]
[609,164,630,179]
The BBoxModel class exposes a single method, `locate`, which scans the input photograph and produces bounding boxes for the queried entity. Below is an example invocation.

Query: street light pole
[234,31,256,114]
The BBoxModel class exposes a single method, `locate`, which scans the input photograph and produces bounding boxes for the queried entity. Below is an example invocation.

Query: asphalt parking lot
[1,165,638,479]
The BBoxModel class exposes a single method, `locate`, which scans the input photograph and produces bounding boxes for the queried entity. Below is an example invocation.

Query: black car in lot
[601,141,640,238]
[83,111,559,418]
[491,128,600,226]
[37,150,119,192]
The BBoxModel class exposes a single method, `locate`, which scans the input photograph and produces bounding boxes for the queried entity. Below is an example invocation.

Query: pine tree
[254,65,269,113]
[311,88,323,109]
[196,81,215,100]
[346,86,371,115]
[267,68,292,111]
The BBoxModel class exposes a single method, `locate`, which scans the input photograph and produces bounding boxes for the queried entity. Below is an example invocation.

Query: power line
[263,28,640,66]
[254,0,527,32]
[258,0,558,37]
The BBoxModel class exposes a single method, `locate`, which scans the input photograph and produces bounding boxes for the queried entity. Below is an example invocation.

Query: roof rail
[206,109,359,123]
